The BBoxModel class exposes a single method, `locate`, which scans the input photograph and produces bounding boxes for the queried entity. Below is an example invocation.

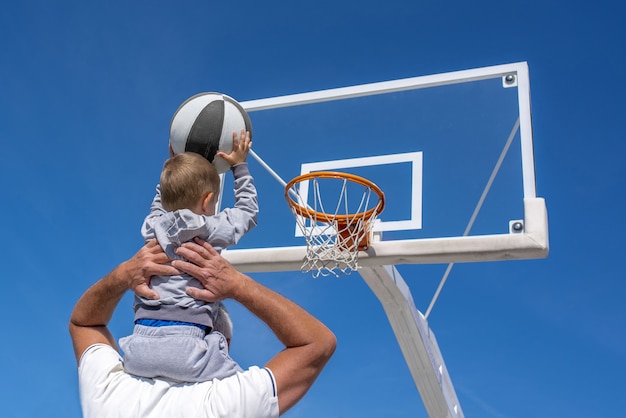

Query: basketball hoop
[285,171,385,278]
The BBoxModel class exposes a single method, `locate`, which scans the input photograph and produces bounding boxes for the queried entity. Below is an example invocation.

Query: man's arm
[174,239,337,415]
[68,240,179,364]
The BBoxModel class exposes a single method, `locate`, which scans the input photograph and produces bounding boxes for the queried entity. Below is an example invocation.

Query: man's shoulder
[78,344,192,416]
[78,344,123,378]
[79,343,117,362]
[78,346,278,418]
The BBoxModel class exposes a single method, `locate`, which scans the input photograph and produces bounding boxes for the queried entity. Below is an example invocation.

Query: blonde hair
[160,152,221,212]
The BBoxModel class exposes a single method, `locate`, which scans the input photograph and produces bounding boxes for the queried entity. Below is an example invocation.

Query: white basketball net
[286,174,383,278]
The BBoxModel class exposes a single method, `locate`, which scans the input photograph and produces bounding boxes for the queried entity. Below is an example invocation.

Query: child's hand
[217,129,252,167]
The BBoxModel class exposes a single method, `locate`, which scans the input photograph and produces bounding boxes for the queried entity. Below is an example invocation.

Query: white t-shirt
[78,344,279,418]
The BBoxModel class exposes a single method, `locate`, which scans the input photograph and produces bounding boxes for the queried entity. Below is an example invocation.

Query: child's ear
[202,192,216,213]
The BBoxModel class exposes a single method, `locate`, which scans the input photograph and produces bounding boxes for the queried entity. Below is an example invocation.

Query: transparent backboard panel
[219,63,537,259]
[213,63,547,268]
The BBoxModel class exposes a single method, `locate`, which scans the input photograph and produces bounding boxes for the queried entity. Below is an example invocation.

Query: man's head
[160,152,221,215]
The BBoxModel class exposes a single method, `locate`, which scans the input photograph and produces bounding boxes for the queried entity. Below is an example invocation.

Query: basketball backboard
[220,62,548,273]
[218,62,547,417]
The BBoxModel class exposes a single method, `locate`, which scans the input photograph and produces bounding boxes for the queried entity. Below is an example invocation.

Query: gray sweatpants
[119,324,243,382]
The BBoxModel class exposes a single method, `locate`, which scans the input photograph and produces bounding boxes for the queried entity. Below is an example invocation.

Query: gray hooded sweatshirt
[133,162,258,328]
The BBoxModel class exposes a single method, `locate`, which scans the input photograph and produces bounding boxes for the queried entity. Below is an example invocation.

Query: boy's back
[120,131,257,382]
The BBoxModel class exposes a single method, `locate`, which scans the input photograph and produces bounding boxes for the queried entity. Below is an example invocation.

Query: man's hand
[173,239,336,415]
[172,238,247,302]
[216,129,252,167]
[69,240,180,362]
[127,239,180,300]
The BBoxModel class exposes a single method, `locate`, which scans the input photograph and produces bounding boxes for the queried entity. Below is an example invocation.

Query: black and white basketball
[169,92,252,174]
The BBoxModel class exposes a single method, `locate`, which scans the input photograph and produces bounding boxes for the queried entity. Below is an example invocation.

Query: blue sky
[1,1,625,417]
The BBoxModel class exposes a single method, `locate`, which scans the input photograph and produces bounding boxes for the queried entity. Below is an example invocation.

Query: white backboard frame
[222,61,548,272]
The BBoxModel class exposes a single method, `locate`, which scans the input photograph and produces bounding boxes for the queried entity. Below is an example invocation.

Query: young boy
[119,130,257,382]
